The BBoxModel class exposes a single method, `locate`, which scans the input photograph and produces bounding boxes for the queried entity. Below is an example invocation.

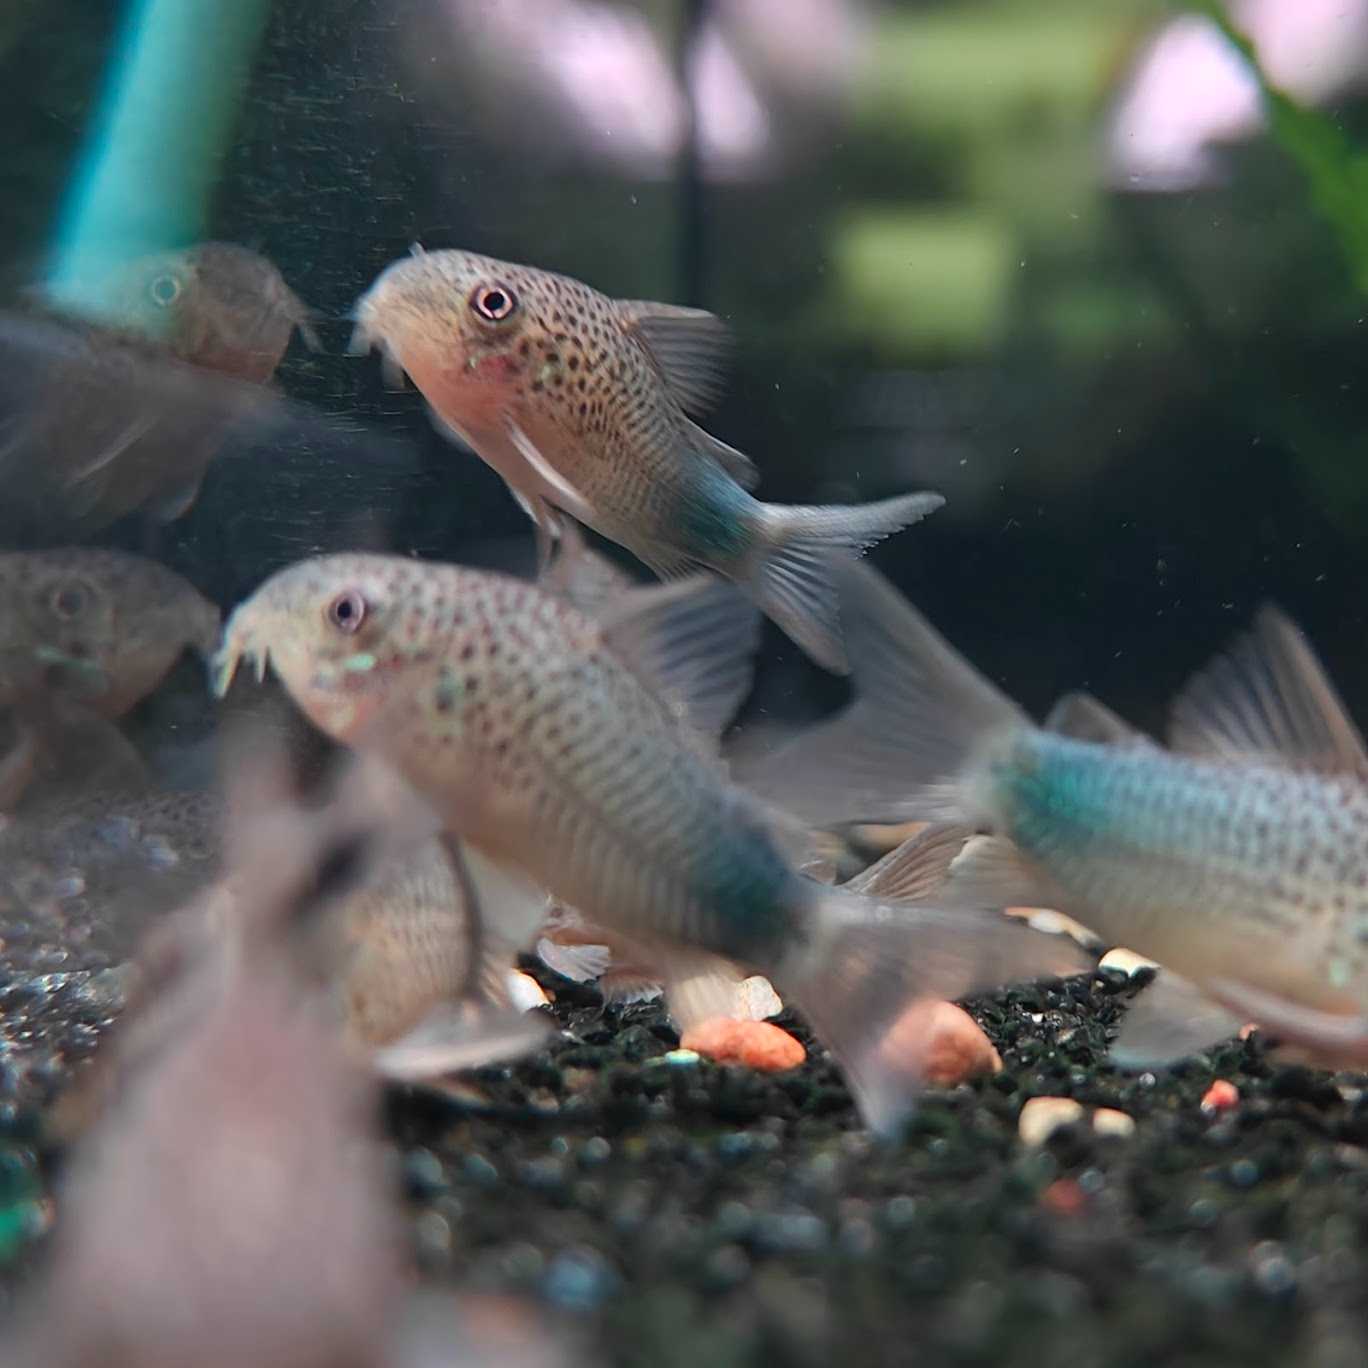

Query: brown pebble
[877,1000,1003,1087]
[680,1018,806,1072]
[1201,1079,1240,1114]
[1040,1178,1087,1217]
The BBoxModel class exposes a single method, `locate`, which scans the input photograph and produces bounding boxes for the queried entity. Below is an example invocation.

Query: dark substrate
[7,947,1368,1366]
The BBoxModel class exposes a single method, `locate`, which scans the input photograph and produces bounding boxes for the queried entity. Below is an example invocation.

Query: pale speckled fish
[744,563,1368,1070]
[350,247,944,674]
[213,552,1088,1134]
[0,243,317,539]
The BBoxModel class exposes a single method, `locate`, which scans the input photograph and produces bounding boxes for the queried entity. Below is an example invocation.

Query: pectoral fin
[1110,968,1246,1069]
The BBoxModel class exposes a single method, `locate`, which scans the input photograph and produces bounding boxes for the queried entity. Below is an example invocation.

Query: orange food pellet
[877,1000,1003,1087]
[1201,1079,1239,1114]
[680,1018,806,1072]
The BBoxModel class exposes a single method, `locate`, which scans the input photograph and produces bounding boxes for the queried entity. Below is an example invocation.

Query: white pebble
[1018,1096,1085,1146]
[505,970,550,1011]
[1092,1108,1137,1139]
[1098,947,1159,977]
[736,976,783,1021]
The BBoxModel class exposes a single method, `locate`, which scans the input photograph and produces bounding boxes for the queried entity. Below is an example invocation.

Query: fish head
[350,248,599,436]
[213,554,446,744]
[98,241,315,381]
[0,551,120,705]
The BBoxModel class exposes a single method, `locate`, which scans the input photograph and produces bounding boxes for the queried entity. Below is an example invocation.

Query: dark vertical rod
[675,0,708,308]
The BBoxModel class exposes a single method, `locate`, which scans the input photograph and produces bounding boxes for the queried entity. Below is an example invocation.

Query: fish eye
[325,589,367,634]
[50,583,88,619]
[470,282,518,323]
[148,272,182,307]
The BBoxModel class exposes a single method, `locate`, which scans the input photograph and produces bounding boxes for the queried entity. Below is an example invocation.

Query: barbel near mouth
[210,620,268,698]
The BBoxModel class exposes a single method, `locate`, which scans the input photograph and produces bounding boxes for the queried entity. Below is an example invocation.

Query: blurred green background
[4,0,1368,734]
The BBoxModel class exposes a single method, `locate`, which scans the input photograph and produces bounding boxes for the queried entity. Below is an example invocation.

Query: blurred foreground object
[1109,0,1368,192]
[11,753,404,1368]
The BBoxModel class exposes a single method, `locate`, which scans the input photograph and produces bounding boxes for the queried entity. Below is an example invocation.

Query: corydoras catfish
[0,548,220,808]
[0,547,220,716]
[744,563,1368,1069]
[213,552,1086,1133]
[350,248,943,673]
[0,243,316,539]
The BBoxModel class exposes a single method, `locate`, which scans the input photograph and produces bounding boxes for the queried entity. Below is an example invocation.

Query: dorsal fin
[1169,604,1368,776]
[688,422,760,491]
[599,574,760,744]
[618,300,732,417]
[1044,691,1154,748]
[844,823,970,901]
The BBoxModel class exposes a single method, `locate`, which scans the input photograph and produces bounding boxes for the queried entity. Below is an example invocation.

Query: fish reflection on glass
[213,552,1087,1133]
[746,563,1368,1069]
[0,548,219,809]
[350,247,943,673]
[0,243,316,540]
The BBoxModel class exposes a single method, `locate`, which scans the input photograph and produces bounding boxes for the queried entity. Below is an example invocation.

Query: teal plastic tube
[44,0,272,330]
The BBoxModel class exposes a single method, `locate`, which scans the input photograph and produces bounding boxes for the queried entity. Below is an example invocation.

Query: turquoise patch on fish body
[692,824,794,961]
[995,733,1220,859]
[672,460,754,562]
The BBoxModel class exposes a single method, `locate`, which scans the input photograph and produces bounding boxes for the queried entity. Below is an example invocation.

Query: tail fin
[738,556,1027,828]
[744,492,944,674]
[781,885,1093,1136]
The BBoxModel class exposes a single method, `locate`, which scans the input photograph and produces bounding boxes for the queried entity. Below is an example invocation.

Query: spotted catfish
[744,563,1368,1071]
[350,248,943,673]
[214,552,1087,1133]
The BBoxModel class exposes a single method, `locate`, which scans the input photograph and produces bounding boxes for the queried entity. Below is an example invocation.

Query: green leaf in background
[1192,0,1368,296]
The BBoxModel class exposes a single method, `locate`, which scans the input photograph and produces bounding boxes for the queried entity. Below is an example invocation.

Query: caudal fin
[781,886,1093,1136]
[745,492,944,674]
[738,556,1027,829]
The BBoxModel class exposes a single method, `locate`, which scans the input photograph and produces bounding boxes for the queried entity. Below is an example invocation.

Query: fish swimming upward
[350,248,944,673]
[213,552,1087,1133]
[743,562,1368,1070]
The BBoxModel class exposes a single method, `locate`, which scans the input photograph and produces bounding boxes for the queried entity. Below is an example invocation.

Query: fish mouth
[32,646,110,697]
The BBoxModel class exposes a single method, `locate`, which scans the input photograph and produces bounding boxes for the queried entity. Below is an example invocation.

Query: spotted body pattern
[986,730,1368,1008]
[352,248,944,672]
[222,555,795,964]
[215,551,1095,1134]
[746,566,1368,1063]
